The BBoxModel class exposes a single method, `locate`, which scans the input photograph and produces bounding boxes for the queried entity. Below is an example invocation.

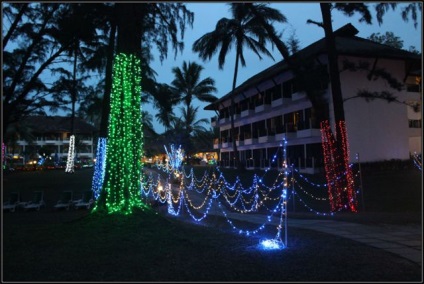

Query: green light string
[95,53,147,214]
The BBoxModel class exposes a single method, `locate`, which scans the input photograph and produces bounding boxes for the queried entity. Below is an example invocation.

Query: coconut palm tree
[192,3,286,169]
[170,61,217,156]
[166,105,209,160]
[151,83,179,132]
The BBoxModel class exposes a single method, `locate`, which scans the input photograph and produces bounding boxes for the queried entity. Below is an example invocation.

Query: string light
[141,135,362,246]
[92,137,107,200]
[65,135,76,173]
[338,121,357,212]
[412,152,422,171]
[94,53,147,214]
[320,120,358,212]
[2,142,5,168]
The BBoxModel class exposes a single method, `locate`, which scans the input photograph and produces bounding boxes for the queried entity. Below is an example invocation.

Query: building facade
[5,116,97,165]
[205,24,422,173]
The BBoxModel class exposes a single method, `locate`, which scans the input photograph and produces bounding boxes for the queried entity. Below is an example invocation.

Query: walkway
[220,210,422,265]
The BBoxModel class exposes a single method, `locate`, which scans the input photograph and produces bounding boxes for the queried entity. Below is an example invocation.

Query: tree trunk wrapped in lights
[91,137,107,200]
[95,53,146,214]
[65,135,76,173]
[94,3,149,214]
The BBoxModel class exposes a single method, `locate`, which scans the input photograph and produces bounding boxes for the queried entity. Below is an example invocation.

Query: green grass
[2,166,422,281]
[3,209,421,282]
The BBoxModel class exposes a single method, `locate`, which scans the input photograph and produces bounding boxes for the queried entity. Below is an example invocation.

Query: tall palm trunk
[71,39,77,136]
[99,14,117,138]
[91,12,116,197]
[230,51,241,169]
[320,3,356,211]
[65,39,78,173]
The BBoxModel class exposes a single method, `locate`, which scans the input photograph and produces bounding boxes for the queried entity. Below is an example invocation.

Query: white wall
[339,56,414,163]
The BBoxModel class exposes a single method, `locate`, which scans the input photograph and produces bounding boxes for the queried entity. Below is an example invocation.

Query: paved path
[144,168,422,265]
[219,210,422,265]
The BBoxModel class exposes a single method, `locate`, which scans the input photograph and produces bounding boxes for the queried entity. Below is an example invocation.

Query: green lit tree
[94,4,146,214]
[95,3,194,214]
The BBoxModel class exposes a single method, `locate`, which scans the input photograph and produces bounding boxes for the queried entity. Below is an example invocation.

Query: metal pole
[283,139,288,247]
[292,164,295,212]
[356,153,365,211]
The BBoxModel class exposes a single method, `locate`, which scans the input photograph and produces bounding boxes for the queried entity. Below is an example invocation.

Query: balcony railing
[291,91,307,101]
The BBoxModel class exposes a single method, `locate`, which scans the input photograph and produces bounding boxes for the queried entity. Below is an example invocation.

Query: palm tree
[141,110,155,134]
[166,105,209,160]
[151,83,179,132]
[171,61,217,138]
[170,61,217,111]
[192,3,285,169]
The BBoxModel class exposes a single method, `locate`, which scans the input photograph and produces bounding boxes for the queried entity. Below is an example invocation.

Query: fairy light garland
[2,142,5,168]
[92,137,107,200]
[142,134,362,248]
[65,135,76,173]
[412,152,422,170]
[338,121,357,212]
[94,53,147,214]
[320,120,359,212]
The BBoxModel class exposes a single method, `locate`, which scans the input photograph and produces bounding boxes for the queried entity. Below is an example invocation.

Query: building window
[406,84,420,93]
[408,119,422,128]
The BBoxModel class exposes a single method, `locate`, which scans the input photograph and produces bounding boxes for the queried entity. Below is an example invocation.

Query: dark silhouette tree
[170,60,217,152]
[3,3,73,134]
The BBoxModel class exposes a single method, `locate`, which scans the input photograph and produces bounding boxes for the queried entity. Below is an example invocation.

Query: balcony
[244,138,258,145]
[236,140,244,147]
[275,133,286,142]
[44,139,60,144]
[254,103,271,113]
[241,109,254,117]
[291,91,307,101]
[219,117,229,124]
[297,128,321,138]
[258,135,275,143]
[271,98,284,108]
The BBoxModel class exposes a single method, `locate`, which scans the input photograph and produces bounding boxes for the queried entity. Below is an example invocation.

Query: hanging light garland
[65,135,76,173]
[142,135,361,247]
[265,138,288,249]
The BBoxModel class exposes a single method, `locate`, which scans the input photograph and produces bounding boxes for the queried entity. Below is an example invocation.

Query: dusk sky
[146,2,422,133]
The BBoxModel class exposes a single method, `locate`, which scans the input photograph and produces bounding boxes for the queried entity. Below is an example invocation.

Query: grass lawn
[2,166,422,281]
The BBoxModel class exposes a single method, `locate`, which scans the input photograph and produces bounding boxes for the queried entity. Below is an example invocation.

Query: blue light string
[92,137,107,200]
